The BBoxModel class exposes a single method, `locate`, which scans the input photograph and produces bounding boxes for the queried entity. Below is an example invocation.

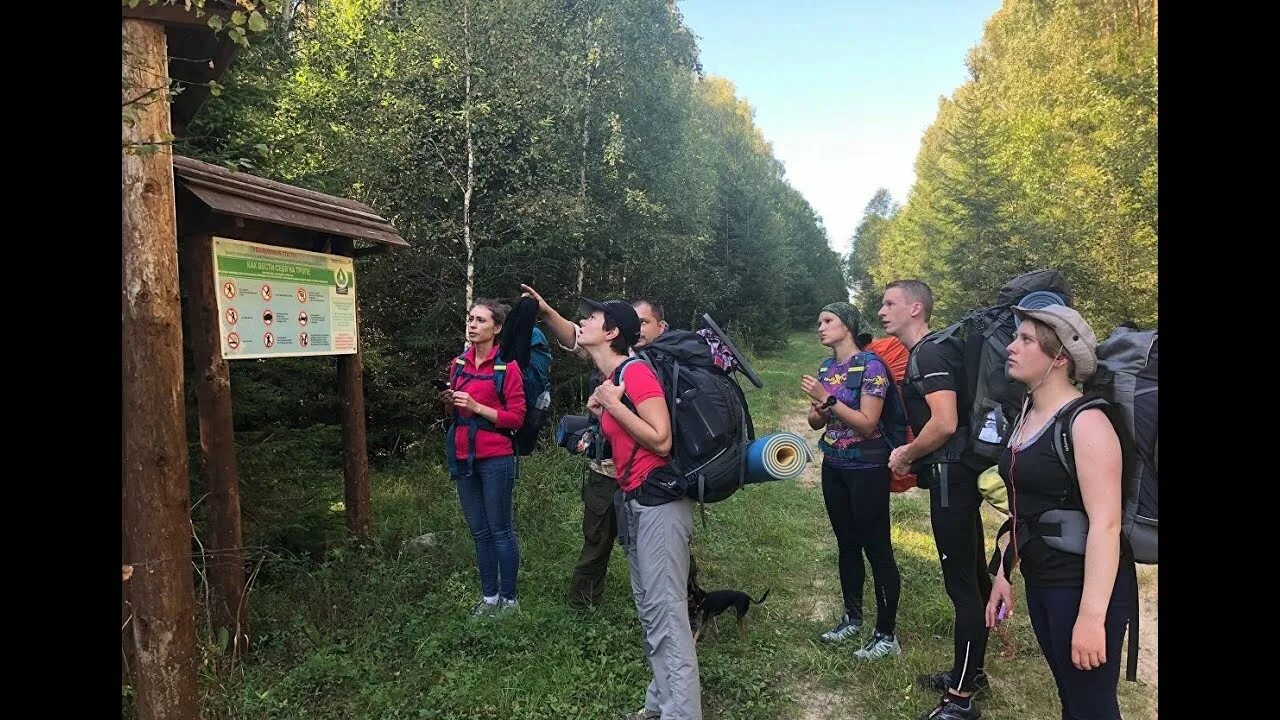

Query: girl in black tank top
[988,304,1130,720]
[997,418,1086,587]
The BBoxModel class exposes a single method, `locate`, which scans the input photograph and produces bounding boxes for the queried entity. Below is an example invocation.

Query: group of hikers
[438,273,1154,720]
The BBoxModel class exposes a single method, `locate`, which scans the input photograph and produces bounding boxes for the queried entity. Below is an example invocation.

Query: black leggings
[821,462,901,635]
[928,467,992,693]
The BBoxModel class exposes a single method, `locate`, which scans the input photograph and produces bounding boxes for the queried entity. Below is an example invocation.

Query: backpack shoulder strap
[859,350,908,449]
[612,356,641,383]
[849,350,886,385]
[843,351,869,391]
[450,355,467,384]
[492,360,508,407]
[1052,396,1111,481]
[932,319,967,344]
[906,331,951,389]
[612,356,645,413]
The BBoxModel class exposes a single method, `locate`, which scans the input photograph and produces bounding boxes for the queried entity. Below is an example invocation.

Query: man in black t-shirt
[880,279,991,720]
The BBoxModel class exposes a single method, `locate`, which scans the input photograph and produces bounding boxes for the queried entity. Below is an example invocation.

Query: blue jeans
[453,456,520,599]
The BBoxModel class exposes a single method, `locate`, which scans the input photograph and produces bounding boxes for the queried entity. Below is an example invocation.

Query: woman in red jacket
[442,299,526,614]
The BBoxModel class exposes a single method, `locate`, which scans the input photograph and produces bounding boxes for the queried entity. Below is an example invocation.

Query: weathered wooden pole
[334,237,372,538]
[183,233,248,648]
[122,17,199,720]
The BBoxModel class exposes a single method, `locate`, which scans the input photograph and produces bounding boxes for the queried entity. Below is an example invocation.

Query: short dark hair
[885,279,935,321]
[602,313,630,355]
[631,299,665,323]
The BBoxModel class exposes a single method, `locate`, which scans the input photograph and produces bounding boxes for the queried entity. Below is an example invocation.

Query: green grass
[183,333,1155,720]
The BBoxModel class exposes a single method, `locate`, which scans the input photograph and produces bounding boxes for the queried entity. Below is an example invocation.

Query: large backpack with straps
[511,327,552,454]
[817,350,912,477]
[495,297,554,455]
[907,269,1073,469]
[865,336,910,383]
[859,336,917,492]
[1051,327,1158,564]
[612,327,757,505]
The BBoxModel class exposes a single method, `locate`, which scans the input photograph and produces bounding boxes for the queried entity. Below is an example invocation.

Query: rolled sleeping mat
[745,432,814,485]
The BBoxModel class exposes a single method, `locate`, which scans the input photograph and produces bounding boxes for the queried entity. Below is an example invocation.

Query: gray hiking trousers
[620,495,702,720]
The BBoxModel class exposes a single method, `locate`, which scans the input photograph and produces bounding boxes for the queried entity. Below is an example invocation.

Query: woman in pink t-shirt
[577,297,702,720]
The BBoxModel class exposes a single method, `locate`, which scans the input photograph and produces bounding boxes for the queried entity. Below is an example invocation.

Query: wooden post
[334,237,372,538]
[183,233,248,648]
[123,469,135,687]
[122,17,199,720]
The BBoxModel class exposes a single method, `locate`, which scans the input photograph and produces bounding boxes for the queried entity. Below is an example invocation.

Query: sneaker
[470,598,501,617]
[820,612,862,643]
[497,597,519,613]
[918,694,981,720]
[854,630,901,660]
[623,708,660,720]
[917,670,990,698]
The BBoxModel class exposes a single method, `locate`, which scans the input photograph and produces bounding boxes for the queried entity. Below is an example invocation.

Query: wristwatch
[821,395,838,410]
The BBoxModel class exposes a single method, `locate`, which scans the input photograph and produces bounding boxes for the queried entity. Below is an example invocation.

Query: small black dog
[693,588,770,642]
[687,555,705,632]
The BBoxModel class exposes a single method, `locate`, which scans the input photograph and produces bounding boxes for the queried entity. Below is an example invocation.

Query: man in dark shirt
[880,279,991,720]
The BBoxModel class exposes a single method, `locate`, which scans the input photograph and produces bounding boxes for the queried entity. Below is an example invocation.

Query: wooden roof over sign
[173,156,408,248]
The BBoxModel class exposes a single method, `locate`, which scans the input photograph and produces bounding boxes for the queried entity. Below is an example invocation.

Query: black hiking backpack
[907,269,1074,469]
[1050,327,1159,565]
[612,317,762,505]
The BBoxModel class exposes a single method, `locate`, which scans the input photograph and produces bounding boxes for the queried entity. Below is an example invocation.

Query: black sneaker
[917,670,990,698]
[918,694,982,720]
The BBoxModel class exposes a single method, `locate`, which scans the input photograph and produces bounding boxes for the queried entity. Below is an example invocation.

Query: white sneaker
[854,631,902,660]
[470,597,501,617]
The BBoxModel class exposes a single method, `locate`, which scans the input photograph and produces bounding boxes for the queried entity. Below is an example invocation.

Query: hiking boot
[917,670,990,698]
[853,631,901,660]
[919,694,981,720]
[820,612,862,643]
[623,708,660,720]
